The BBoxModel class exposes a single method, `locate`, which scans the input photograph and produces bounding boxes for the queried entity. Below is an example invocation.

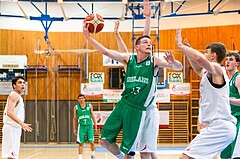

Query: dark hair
[135,35,151,45]
[78,94,85,98]
[226,52,240,62]
[12,76,25,88]
[206,42,226,63]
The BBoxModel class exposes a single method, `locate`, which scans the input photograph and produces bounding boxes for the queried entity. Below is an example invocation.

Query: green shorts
[100,99,146,154]
[77,124,94,144]
[220,117,240,158]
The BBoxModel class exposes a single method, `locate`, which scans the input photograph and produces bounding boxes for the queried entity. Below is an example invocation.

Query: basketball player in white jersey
[113,0,159,158]
[2,76,33,159]
[176,28,237,159]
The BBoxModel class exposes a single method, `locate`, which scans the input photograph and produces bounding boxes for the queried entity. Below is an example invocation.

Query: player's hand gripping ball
[84,13,104,34]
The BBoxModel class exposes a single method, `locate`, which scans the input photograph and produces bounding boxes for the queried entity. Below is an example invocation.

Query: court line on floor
[23,151,43,159]
[19,145,185,154]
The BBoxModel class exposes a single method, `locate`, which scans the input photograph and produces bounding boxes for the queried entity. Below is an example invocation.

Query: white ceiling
[1,0,239,20]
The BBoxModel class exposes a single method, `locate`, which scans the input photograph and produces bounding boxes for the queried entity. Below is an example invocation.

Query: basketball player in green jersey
[83,21,182,159]
[221,52,240,159]
[73,94,97,159]
[113,1,159,158]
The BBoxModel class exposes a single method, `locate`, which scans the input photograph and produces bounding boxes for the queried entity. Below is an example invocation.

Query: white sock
[115,152,124,159]
[79,154,83,159]
[91,150,95,156]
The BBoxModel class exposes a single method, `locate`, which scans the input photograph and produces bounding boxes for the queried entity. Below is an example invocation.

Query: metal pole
[35,67,38,143]
[46,57,49,143]
[68,68,71,143]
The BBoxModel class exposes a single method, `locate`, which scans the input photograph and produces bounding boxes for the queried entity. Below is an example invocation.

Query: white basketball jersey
[3,91,25,128]
[199,67,236,124]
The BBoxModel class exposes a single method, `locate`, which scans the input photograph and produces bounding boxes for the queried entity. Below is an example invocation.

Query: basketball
[84,13,104,34]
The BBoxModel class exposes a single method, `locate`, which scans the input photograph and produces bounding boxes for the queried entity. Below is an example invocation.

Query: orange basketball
[84,13,104,34]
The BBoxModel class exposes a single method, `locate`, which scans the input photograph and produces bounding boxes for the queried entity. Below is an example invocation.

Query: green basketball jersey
[121,55,156,108]
[75,103,92,125]
[229,72,240,117]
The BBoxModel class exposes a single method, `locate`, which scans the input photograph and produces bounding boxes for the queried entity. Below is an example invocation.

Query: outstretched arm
[142,0,151,36]
[114,20,128,53]
[176,28,223,76]
[83,22,129,65]
[183,38,203,74]
[114,0,151,53]
[176,28,205,75]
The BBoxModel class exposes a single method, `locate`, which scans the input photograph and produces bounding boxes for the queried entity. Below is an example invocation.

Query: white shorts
[183,119,236,159]
[139,107,159,152]
[2,124,22,159]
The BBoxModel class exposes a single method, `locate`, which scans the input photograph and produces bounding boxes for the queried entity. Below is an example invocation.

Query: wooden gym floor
[0,143,221,159]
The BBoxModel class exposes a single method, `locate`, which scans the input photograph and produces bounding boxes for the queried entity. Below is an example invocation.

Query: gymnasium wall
[0,24,240,101]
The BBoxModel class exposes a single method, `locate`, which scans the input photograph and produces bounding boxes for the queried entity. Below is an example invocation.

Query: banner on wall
[168,72,183,83]
[103,55,123,66]
[93,111,111,126]
[170,83,190,96]
[81,83,103,96]
[89,72,104,83]
[156,89,170,103]
[103,89,123,102]
[0,55,27,68]
[0,55,28,95]
[93,111,169,128]
[0,81,28,95]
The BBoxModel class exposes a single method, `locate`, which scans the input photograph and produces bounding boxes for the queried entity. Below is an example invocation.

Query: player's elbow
[172,62,183,71]
[174,65,183,71]
[6,110,14,116]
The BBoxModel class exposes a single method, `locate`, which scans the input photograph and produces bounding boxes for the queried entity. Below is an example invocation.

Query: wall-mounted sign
[89,72,104,83]
[170,83,190,96]
[103,89,123,102]
[103,55,123,66]
[0,55,28,95]
[168,72,183,83]
[156,89,170,103]
[81,83,103,96]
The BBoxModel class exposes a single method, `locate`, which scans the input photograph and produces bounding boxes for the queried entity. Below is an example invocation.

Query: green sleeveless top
[229,72,240,117]
[75,103,92,125]
[121,55,156,108]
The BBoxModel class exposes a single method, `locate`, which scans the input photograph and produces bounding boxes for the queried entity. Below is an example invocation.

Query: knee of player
[78,143,84,147]
[140,152,150,158]
[179,154,188,159]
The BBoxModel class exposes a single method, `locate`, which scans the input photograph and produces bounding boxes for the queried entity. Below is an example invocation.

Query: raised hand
[142,0,151,17]
[176,28,183,47]
[164,50,175,64]
[82,22,91,38]
[114,20,120,34]
[184,39,191,47]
